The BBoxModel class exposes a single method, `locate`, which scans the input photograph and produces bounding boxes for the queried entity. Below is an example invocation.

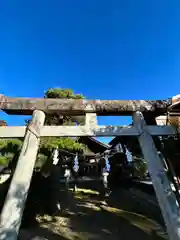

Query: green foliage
[44,88,85,99]
[131,157,148,179]
[35,153,48,168]
[0,156,8,165]
[40,137,84,156]
[0,139,22,166]
[0,140,7,150]
[0,139,22,155]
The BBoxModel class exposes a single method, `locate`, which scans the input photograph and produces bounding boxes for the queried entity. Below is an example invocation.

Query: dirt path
[20,187,168,240]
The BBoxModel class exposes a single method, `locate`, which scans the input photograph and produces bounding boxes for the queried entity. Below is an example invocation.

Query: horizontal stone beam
[0,95,171,115]
[0,125,177,138]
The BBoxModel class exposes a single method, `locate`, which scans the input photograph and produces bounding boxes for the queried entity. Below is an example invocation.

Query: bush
[0,156,8,165]
[131,157,148,179]
[0,139,22,154]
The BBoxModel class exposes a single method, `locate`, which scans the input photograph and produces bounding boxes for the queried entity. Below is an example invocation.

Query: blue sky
[0,0,180,144]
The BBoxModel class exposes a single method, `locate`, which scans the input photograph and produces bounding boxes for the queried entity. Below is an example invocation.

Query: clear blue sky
[0,1,180,144]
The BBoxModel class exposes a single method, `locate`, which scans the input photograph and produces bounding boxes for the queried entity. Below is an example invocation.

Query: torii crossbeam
[0,94,172,115]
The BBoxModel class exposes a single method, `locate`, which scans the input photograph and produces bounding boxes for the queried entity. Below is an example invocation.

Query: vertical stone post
[0,110,45,240]
[133,111,180,240]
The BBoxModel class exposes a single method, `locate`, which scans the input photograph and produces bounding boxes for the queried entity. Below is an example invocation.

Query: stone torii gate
[0,94,180,240]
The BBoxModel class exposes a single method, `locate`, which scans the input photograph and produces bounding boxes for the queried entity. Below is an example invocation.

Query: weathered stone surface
[155,95,180,128]
[0,95,171,115]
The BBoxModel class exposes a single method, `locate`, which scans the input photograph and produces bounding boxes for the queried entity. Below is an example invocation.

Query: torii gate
[0,94,180,240]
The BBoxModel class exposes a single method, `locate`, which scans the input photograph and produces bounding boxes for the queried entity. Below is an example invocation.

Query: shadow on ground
[17,179,168,240]
[0,173,167,239]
